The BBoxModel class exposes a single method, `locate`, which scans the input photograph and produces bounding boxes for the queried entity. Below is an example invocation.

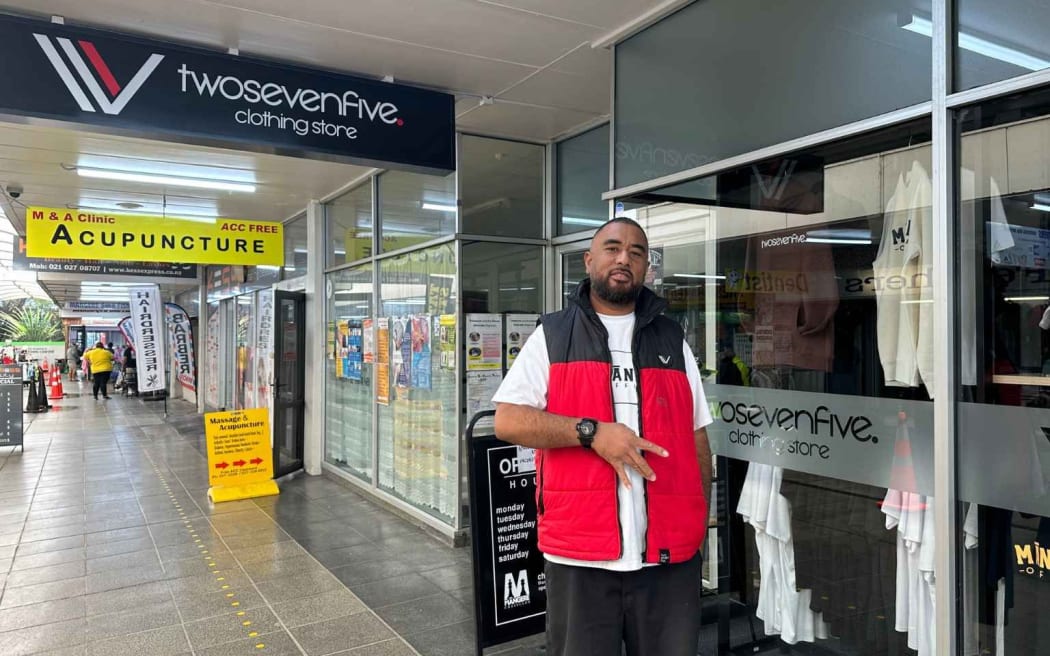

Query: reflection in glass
[460,135,544,239]
[461,242,543,314]
[958,93,1050,655]
[283,214,307,279]
[378,170,456,253]
[377,243,458,521]
[557,125,610,236]
[326,183,372,267]
[956,0,1050,90]
[325,264,374,481]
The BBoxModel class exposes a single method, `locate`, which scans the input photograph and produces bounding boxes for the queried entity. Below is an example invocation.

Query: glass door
[273,290,306,477]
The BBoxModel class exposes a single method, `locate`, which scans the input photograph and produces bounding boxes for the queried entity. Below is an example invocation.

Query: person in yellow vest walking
[83,342,114,400]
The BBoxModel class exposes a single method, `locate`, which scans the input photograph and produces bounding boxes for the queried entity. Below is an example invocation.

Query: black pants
[93,372,109,398]
[545,553,702,656]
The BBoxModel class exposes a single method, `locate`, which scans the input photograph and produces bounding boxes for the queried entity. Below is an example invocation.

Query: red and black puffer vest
[535,280,708,564]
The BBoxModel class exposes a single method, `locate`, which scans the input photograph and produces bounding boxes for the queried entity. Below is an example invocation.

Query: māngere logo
[35,34,163,115]
[503,570,530,609]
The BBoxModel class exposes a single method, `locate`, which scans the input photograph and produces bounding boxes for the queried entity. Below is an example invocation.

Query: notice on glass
[467,370,504,432]
[362,318,375,364]
[438,314,456,371]
[411,315,432,390]
[376,318,390,405]
[393,317,411,391]
[467,314,503,371]
[346,320,363,381]
[505,314,539,370]
[336,320,349,379]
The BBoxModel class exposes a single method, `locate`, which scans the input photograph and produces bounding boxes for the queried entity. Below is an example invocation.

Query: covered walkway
[0,391,542,656]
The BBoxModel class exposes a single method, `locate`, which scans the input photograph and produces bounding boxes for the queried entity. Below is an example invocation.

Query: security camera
[4,184,22,199]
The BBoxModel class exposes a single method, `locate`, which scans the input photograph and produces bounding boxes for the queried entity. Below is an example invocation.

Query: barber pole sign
[128,285,166,393]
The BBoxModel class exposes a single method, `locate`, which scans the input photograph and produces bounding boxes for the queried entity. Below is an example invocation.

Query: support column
[303,200,325,475]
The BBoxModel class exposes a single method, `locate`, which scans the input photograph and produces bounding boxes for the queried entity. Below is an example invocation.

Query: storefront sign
[204,407,279,502]
[705,384,934,495]
[469,431,546,650]
[64,301,131,313]
[164,303,196,392]
[27,208,284,266]
[13,236,197,278]
[0,13,454,172]
[0,365,24,448]
[2,342,65,363]
[128,285,166,393]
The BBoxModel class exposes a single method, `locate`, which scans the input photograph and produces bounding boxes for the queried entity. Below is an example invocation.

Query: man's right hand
[591,422,669,489]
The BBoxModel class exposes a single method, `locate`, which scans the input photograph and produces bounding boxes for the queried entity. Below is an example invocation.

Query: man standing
[66,341,81,382]
[493,218,713,656]
[83,342,114,400]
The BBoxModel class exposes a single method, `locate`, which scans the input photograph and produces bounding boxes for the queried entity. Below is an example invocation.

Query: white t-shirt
[491,312,713,572]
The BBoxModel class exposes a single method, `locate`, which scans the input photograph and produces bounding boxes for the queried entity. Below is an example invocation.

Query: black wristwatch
[576,418,598,448]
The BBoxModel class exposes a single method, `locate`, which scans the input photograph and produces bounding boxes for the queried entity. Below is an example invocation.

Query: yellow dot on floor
[226,593,235,598]
[248,631,258,637]
[255,644,264,650]
[208,562,215,567]
[222,585,230,590]
[231,601,240,607]
[217,577,225,581]
[243,621,252,627]
[237,611,245,616]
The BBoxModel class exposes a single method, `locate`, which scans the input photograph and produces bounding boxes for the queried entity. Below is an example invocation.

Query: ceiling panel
[501,51,611,114]
[478,0,673,30]
[456,102,598,142]
[212,0,601,66]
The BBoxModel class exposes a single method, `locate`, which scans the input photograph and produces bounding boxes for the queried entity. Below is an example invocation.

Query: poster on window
[346,320,363,381]
[336,320,349,379]
[505,314,539,370]
[467,314,502,371]
[205,304,220,407]
[438,314,456,370]
[411,315,432,390]
[376,318,390,405]
[363,318,375,364]
[392,317,411,391]
[327,321,336,360]
[467,370,503,432]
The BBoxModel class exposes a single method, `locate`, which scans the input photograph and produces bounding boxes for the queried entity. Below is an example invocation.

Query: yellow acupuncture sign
[205,408,280,503]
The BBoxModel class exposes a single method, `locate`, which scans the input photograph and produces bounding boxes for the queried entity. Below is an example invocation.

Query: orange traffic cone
[48,366,64,399]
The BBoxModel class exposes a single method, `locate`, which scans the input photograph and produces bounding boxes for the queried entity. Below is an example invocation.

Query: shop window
[376,243,458,521]
[956,0,1050,91]
[460,135,544,239]
[605,120,936,655]
[957,89,1050,655]
[378,170,456,253]
[325,263,375,481]
[326,182,373,267]
[557,124,609,236]
[461,242,543,314]
[233,294,256,410]
[614,0,932,188]
[283,214,307,279]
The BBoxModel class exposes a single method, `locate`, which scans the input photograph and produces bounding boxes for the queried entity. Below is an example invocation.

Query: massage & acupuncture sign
[205,407,279,502]
[26,207,284,266]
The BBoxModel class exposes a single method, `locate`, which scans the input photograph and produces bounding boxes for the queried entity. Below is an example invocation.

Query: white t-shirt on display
[491,312,713,572]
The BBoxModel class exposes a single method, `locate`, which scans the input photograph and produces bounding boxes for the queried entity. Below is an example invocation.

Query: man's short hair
[594,217,648,249]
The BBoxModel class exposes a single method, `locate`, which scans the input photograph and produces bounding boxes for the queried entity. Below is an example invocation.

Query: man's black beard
[591,273,642,306]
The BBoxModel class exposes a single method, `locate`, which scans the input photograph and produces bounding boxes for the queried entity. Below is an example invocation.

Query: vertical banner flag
[164,303,197,392]
[129,285,166,393]
[117,316,135,347]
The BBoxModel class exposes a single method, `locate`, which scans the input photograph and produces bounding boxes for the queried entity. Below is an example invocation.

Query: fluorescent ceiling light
[902,15,1050,71]
[901,299,935,305]
[562,216,606,227]
[1004,295,1050,302]
[806,237,872,245]
[672,274,725,280]
[421,202,457,212]
[77,167,256,193]
[1031,203,1050,212]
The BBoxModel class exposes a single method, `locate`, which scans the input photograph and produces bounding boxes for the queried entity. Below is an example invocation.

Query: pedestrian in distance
[66,341,81,382]
[83,341,114,400]
[493,217,714,656]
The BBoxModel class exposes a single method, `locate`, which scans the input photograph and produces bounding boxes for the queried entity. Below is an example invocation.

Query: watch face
[578,420,596,437]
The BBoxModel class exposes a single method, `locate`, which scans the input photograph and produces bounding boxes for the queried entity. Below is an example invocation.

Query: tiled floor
[0,386,546,656]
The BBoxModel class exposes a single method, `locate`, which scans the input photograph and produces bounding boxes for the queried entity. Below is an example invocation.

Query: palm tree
[0,301,61,342]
